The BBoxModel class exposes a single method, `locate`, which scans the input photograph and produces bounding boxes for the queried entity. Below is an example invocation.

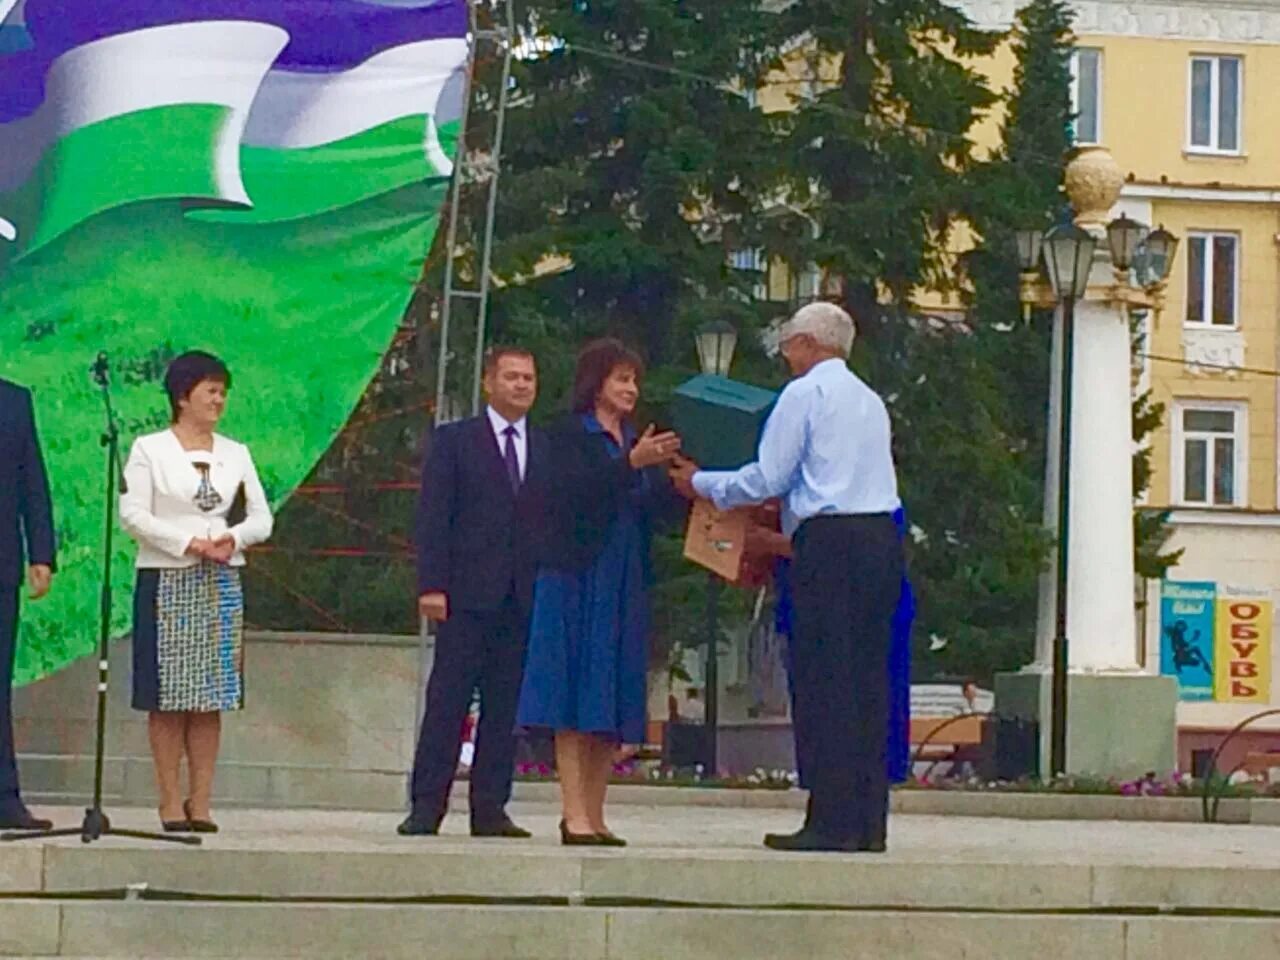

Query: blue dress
[516,416,651,745]
[776,506,915,785]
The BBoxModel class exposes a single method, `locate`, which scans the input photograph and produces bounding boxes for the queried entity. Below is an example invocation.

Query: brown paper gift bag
[682,499,749,581]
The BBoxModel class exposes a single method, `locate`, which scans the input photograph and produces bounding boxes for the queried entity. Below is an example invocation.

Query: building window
[794,265,821,302]
[1174,402,1247,506]
[1189,55,1242,153]
[1184,232,1238,327]
[1070,48,1102,145]
[728,248,768,301]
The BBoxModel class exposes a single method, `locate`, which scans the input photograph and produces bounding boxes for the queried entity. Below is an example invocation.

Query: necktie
[502,425,521,492]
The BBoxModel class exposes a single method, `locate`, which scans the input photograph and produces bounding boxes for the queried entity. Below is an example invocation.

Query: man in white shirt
[672,302,904,852]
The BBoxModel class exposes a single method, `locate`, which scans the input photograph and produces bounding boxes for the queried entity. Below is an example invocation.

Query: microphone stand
[2,353,199,845]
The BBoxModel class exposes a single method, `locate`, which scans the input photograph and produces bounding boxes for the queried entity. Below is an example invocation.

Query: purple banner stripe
[2,0,467,123]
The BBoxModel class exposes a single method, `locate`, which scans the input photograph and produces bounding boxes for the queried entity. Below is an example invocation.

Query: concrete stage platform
[2,800,1280,959]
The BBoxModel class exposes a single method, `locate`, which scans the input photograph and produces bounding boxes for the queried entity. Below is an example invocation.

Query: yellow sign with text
[1213,595,1272,704]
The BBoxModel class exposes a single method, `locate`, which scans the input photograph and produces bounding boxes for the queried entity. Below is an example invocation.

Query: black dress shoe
[396,812,440,836]
[854,830,886,853]
[594,829,627,847]
[470,815,531,839]
[559,819,606,846]
[183,801,219,834]
[763,828,860,853]
[162,818,192,833]
[0,806,52,831]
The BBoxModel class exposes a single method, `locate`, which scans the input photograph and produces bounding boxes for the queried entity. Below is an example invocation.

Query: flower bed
[513,763,1280,798]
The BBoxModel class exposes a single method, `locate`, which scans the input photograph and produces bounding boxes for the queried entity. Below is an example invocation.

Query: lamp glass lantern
[1043,224,1097,301]
[1014,228,1045,273]
[1142,226,1180,285]
[695,320,738,377]
[1106,214,1148,273]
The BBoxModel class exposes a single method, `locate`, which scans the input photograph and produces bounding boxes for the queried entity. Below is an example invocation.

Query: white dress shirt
[120,429,274,568]
[692,358,900,535]
[485,405,528,481]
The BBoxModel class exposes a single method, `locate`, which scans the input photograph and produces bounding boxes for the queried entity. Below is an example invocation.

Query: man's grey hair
[781,301,856,357]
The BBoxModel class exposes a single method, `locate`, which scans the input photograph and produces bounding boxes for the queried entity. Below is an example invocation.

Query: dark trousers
[409,597,527,825]
[0,589,20,803]
[790,515,903,844]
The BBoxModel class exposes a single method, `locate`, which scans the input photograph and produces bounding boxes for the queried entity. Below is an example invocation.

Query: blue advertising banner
[1160,581,1217,701]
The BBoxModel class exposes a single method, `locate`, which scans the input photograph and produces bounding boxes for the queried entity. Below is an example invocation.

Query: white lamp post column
[1000,145,1179,779]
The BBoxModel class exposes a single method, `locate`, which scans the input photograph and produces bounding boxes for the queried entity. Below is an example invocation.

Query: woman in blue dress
[517,339,682,846]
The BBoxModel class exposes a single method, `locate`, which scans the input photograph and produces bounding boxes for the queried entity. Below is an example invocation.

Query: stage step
[3,803,1280,958]
[6,843,1280,913]
[3,899,1280,959]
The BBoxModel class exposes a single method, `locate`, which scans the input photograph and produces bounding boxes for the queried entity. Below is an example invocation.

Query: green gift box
[670,374,777,471]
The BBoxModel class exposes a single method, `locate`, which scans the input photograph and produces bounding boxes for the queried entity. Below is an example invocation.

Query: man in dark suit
[398,347,548,838]
[0,379,57,830]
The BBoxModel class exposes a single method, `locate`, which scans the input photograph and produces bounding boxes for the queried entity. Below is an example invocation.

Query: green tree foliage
[754,1,1058,683]
[470,0,782,372]
[941,0,1075,680]
[246,2,1175,686]
[1132,319,1183,581]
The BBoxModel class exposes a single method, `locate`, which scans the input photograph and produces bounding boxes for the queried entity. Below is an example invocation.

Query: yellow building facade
[963,0,1280,766]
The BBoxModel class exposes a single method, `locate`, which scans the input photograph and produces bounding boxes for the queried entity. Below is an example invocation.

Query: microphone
[89,352,126,490]
[90,351,110,387]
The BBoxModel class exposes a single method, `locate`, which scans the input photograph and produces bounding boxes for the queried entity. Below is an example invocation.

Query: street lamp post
[1015,170,1178,778]
[1041,223,1096,778]
[694,320,738,778]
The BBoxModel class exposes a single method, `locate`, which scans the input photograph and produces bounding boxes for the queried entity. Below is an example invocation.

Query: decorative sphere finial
[1064,145,1124,229]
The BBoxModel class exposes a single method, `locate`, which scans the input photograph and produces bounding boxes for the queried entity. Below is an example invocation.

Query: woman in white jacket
[120,351,273,833]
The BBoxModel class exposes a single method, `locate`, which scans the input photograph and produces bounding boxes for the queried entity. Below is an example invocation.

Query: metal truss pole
[435,0,516,425]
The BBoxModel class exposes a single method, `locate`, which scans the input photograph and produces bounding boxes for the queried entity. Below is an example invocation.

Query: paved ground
[18,799,1280,869]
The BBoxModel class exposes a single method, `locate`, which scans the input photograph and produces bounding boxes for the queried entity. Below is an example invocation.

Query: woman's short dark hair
[571,338,644,414]
[164,351,231,422]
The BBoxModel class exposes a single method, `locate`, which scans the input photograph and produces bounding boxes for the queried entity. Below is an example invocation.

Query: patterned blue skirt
[132,563,245,713]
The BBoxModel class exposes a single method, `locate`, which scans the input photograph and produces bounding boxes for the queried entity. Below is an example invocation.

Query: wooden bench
[910,715,986,772]
[1242,751,1280,778]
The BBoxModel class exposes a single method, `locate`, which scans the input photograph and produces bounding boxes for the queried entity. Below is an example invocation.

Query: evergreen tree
[943,0,1074,680]
[1132,319,1183,581]
[756,2,1059,682]
[763,0,999,323]
[459,0,782,377]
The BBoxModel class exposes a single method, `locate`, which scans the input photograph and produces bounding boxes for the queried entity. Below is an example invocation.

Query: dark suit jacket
[0,379,56,589]
[415,414,549,615]
[539,414,685,579]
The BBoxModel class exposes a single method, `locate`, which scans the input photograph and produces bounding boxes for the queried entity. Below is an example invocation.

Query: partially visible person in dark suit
[0,378,56,830]
[517,339,682,847]
[399,347,550,839]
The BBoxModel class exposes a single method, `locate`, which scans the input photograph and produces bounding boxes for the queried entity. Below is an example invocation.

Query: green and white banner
[1,0,467,682]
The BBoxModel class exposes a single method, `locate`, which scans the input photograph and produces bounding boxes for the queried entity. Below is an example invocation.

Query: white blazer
[120,429,274,569]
